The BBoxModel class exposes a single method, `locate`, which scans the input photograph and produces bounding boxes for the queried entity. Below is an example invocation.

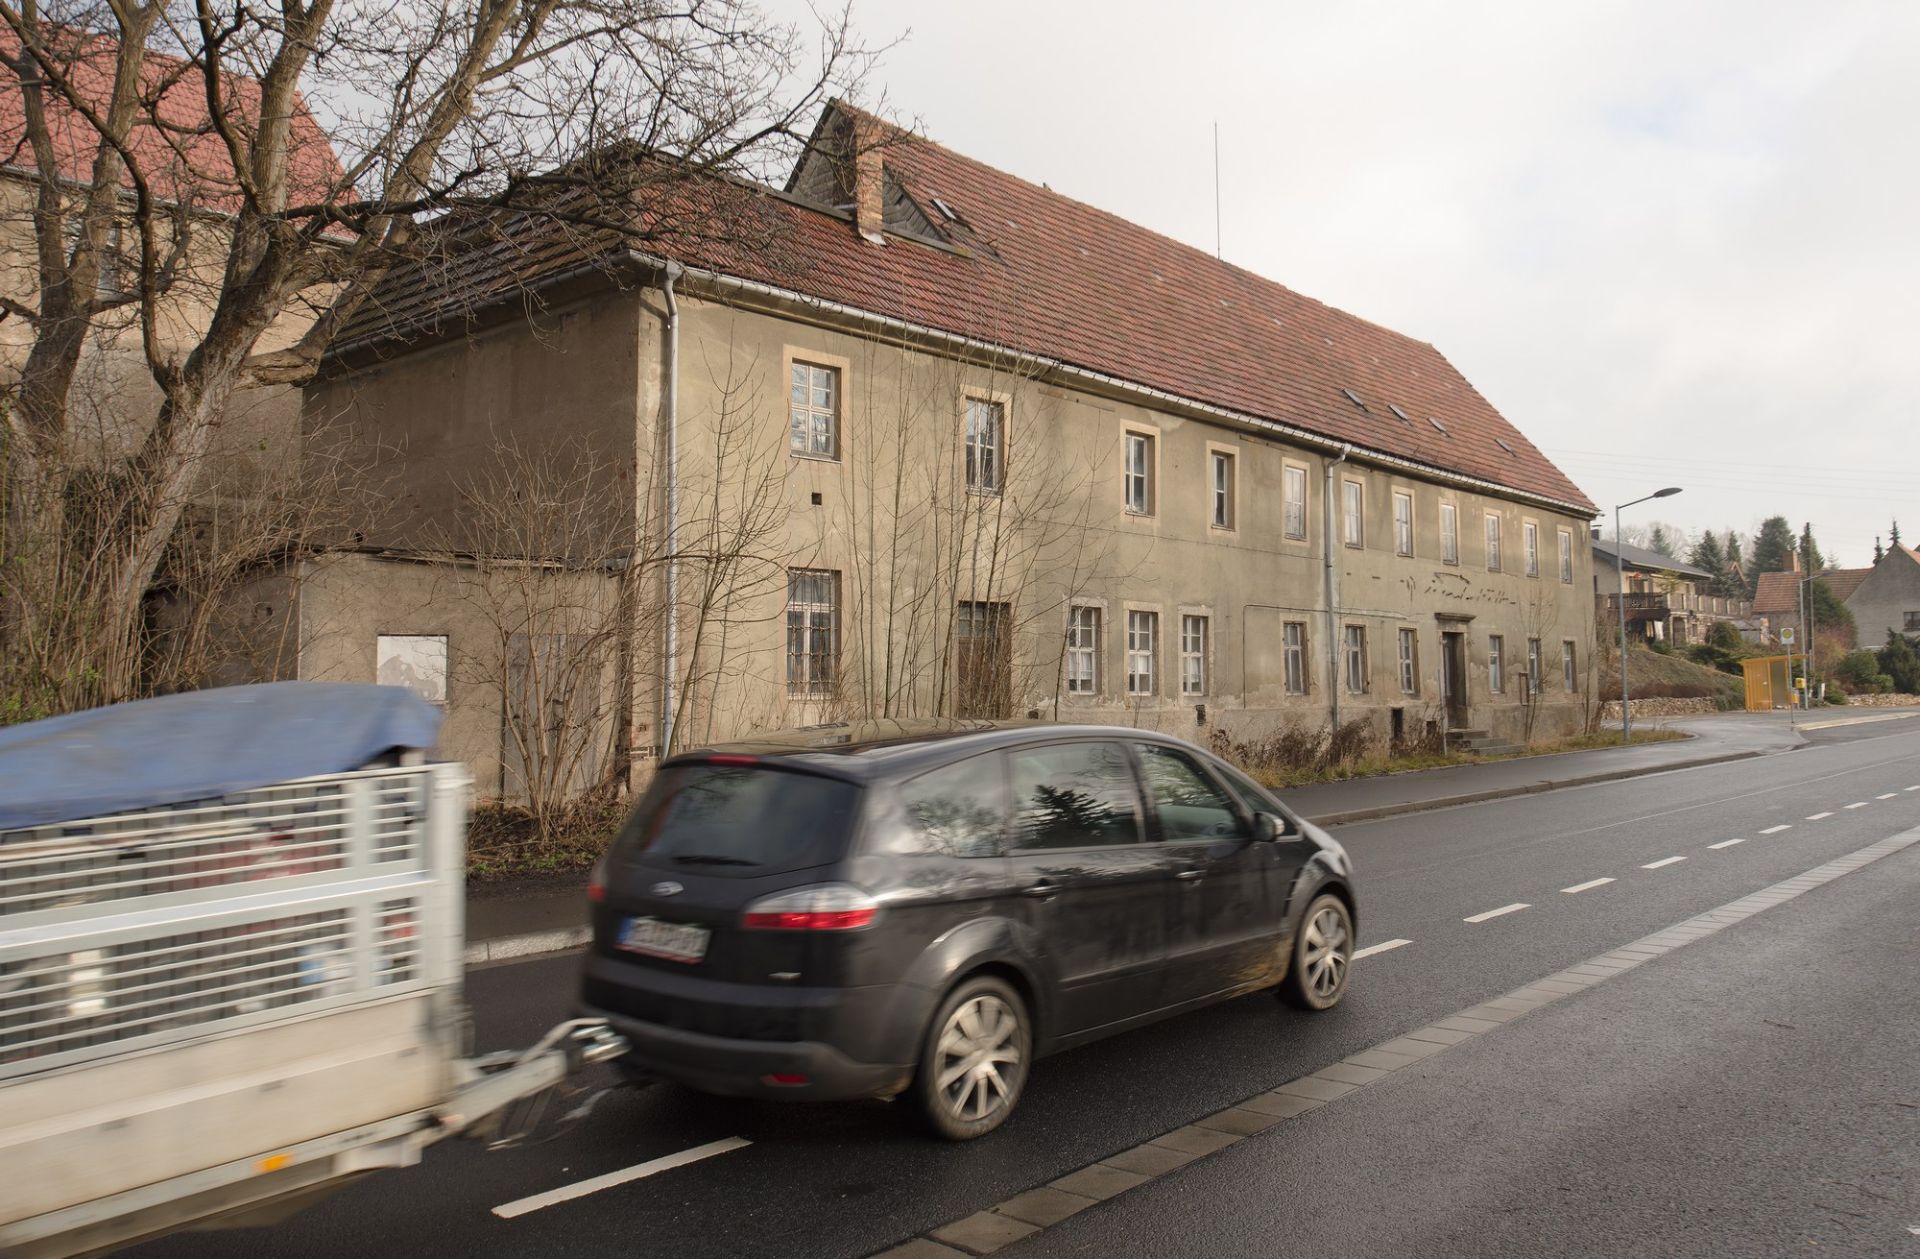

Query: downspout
[659,262,684,758]
[1324,443,1352,730]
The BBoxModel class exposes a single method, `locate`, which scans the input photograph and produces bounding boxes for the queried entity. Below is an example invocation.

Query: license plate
[618,916,709,963]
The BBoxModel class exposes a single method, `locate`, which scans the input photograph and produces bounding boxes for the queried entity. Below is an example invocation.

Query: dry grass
[1218,724,1690,790]
[466,795,627,880]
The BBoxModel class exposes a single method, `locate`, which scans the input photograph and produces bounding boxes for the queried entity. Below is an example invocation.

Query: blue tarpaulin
[0,683,443,831]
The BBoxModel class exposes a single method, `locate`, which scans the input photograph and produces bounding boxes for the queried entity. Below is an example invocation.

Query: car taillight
[741,884,879,931]
[587,856,607,903]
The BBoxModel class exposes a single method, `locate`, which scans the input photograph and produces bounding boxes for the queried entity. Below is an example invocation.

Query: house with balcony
[1593,539,1753,646]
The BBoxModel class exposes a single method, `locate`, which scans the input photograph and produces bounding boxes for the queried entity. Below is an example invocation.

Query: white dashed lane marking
[1708,838,1746,850]
[1878,793,1898,800]
[1642,856,1687,870]
[1761,825,1793,834]
[1908,785,1920,792]
[1846,802,1869,810]
[1806,812,1834,820]
[1353,939,1412,960]
[492,1138,751,1219]
[1464,903,1529,923]
[1561,877,1614,894]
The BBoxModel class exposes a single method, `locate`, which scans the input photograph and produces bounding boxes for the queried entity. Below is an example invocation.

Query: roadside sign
[1780,627,1795,644]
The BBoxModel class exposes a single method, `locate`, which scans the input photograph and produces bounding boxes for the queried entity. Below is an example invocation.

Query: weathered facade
[1842,545,1920,648]
[299,103,1599,799]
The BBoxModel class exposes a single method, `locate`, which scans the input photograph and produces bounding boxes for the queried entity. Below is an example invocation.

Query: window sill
[1124,509,1155,519]
[790,451,841,464]
[967,486,1005,498]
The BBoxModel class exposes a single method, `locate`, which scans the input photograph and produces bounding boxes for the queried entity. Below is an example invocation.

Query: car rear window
[612,763,861,877]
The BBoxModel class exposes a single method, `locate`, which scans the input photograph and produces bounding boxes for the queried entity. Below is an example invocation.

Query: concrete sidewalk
[461,708,1911,962]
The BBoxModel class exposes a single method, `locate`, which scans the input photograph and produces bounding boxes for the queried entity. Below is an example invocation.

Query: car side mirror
[1254,811,1295,842]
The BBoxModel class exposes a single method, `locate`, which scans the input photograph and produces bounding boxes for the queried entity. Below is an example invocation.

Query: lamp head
[1653,486,1682,499]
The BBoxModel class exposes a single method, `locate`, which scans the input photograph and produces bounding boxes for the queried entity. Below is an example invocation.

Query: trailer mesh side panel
[0,766,460,1081]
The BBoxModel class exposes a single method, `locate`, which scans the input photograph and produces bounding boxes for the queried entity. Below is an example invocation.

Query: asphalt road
[122,718,1920,1259]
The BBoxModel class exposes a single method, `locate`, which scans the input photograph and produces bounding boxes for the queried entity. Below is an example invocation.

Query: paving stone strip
[869,825,1920,1259]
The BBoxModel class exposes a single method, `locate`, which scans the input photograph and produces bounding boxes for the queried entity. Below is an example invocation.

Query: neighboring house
[293,102,1599,799]
[1752,555,1876,651]
[1841,545,1920,648]
[1591,539,1753,646]
[0,26,341,462]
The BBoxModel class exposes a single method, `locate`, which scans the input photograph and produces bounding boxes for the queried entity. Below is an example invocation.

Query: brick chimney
[851,119,886,246]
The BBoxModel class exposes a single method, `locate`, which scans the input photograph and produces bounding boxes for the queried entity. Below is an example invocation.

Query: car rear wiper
[669,854,762,866]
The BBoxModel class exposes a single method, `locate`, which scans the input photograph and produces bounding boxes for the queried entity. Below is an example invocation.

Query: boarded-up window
[377,634,447,705]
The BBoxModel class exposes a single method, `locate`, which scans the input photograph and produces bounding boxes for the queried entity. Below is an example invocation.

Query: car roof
[670,719,1205,782]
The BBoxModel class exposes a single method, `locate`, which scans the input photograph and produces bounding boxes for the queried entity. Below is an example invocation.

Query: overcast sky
[774,0,1916,567]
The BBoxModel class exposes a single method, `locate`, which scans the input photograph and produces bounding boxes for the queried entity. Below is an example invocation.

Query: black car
[579,721,1357,1139]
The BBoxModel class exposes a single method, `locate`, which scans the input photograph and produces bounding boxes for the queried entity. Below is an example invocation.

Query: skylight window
[1341,387,1368,412]
[1428,417,1449,435]
[1495,437,1517,456]
[1389,403,1411,423]
[931,196,960,222]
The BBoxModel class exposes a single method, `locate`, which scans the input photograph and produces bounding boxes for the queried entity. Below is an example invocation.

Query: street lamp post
[1616,487,1683,743]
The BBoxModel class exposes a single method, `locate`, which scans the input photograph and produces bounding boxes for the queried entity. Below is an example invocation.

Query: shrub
[1878,632,1920,694]
[1832,650,1893,695]
[1705,620,1744,652]
[1825,683,1849,705]
[1208,717,1378,782]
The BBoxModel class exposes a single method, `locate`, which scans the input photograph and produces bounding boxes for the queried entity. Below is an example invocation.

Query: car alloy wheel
[914,976,1030,1139]
[1281,892,1353,1011]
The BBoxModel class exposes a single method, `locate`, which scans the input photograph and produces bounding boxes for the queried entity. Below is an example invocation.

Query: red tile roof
[1820,567,1873,603]
[0,25,343,213]
[1752,566,1872,615]
[341,102,1594,512]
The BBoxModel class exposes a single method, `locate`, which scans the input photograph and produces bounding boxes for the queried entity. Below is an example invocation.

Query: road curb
[1302,749,1768,828]
[460,746,1783,964]
[463,925,591,966]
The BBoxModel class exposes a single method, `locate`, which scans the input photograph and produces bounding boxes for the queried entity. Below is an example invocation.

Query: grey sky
[775,0,1916,566]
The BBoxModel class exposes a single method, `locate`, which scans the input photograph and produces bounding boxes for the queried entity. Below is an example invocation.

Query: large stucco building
[292,103,1599,799]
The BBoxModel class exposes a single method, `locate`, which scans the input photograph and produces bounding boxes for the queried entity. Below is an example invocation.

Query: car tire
[911,975,1031,1141]
[1280,892,1353,1011]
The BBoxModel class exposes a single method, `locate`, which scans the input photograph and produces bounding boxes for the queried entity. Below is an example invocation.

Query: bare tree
[0,0,871,714]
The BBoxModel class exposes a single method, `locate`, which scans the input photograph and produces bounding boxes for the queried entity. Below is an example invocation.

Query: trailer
[0,683,620,1258]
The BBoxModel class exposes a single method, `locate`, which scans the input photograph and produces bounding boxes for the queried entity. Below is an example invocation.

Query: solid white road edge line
[492,1137,752,1219]
[1464,903,1529,923]
[1760,824,1793,834]
[1642,856,1686,869]
[1806,812,1834,820]
[1708,838,1746,850]
[1353,939,1412,959]
[1561,878,1614,894]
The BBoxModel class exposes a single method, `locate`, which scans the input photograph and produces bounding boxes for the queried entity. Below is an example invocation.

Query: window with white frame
[1209,452,1235,529]
[1563,640,1577,691]
[1527,638,1543,695]
[1343,479,1364,548]
[1344,625,1368,694]
[1524,521,1540,577]
[1283,621,1307,695]
[1124,432,1155,515]
[1441,502,1459,564]
[1126,610,1158,695]
[1398,627,1418,694]
[789,361,839,458]
[1066,605,1101,695]
[1488,633,1505,693]
[1559,528,1574,584]
[785,569,838,696]
[1284,465,1307,540]
[965,397,1004,494]
[1181,614,1208,696]
[1393,491,1414,557]
[1485,512,1503,572]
